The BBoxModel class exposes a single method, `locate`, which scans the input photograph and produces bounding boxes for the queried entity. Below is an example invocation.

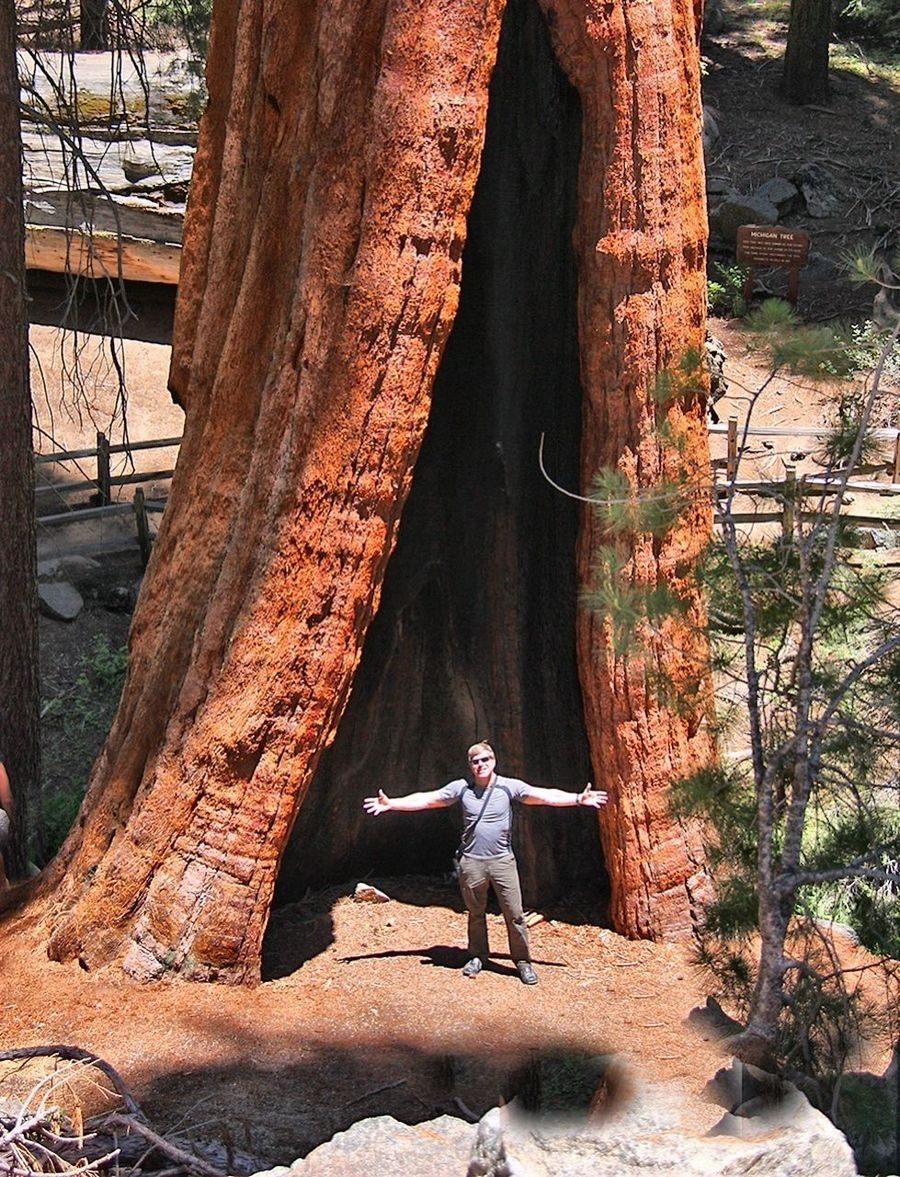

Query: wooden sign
[736,225,810,306]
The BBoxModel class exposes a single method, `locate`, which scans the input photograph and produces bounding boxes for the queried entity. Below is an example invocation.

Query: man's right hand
[363,790,392,816]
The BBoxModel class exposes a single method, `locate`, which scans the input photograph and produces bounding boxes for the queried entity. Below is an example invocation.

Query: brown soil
[2,879,895,1168]
[7,1,899,1167]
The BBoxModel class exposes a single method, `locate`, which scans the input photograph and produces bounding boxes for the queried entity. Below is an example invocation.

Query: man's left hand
[577,782,608,808]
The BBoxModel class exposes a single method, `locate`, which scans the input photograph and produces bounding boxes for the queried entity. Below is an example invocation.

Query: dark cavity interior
[277,0,605,911]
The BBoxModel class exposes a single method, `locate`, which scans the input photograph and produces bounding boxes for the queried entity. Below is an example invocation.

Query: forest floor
[5,0,900,1169]
[1,879,896,1169]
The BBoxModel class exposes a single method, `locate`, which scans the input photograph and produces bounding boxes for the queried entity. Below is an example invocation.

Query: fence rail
[34,432,181,566]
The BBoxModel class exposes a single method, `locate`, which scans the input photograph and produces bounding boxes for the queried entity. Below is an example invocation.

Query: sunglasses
[469,756,493,765]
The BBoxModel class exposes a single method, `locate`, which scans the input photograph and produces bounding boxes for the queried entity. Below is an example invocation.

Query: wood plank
[25,224,181,284]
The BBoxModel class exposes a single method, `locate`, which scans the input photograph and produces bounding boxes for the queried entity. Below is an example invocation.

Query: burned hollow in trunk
[277,0,604,911]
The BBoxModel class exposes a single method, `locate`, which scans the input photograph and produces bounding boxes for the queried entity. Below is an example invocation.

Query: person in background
[0,757,14,890]
[364,741,607,985]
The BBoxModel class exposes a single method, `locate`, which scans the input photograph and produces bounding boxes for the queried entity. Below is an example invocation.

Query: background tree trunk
[0,0,40,881]
[80,0,110,51]
[781,0,832,105]
[39,0,713,982]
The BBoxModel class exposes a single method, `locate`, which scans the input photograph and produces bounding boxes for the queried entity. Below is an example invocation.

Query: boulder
[754,177,800,216]
[793,163,843,218]
[285,1114,472,1176]
[37,555,102,586]
[711,195,778,243]
[476,1078,858,1176]
[38,580,84,622]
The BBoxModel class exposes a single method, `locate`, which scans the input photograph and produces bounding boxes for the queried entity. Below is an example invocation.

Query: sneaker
[516,960,538,985]
[462,957,483,978]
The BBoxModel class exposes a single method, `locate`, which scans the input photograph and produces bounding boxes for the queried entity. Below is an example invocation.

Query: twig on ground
[342,1079,406,1108]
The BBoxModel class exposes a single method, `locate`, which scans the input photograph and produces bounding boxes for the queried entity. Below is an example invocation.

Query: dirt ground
[6,2,900,1168]
[2,879,895,1169]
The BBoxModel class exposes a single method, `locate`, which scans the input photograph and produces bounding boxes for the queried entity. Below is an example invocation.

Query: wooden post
[892,432,900,484]
[726,416,738,481]
[782,465,796,543]
[96,430,111,505]
[133,488,151,567]
[787,265,800,307]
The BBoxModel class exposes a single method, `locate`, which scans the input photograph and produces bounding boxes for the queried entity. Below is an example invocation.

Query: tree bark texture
[0,0,40,881]
[40,0,713,981]
[781,0,831,105]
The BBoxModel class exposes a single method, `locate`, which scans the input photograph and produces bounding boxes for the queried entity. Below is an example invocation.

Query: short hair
[467,741,495,761]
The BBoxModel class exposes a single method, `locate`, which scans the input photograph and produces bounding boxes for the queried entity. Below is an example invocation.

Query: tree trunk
[80,0,110,51]
[0,0,40,882]
[781,0,832,105]
[39,0,713,983]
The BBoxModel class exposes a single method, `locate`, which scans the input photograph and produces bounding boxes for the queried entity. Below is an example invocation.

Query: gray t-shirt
[435,774,535,859]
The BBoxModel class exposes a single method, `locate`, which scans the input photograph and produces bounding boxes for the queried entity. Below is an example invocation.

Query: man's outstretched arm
[363,789,454,815]
[521,782,608,808]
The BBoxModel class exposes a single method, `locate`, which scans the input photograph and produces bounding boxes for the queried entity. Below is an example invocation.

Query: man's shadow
[337,945,565,978]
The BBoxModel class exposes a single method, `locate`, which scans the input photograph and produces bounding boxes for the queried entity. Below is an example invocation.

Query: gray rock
[754,177,801,215]
[288,1114,473,1176]
[486,1079,858,1176]
[712,195,779,243]
[705,174,734,197]
[703,0,725,35]
[702,106,720,156]
[37,554,102,585]
[38,580,84,621]
[853,526,899,550]
[793,163,843,218]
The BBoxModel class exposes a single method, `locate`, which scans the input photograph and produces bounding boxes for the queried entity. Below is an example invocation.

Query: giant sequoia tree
[31,0,714,983]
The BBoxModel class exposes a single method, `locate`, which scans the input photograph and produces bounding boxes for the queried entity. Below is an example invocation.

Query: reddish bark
[39,0,713,980]
[542,0,714,937]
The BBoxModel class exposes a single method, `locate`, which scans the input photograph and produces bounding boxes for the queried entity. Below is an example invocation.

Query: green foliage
[836,0,900,48]
[708,263,750,318]
[585,307,900,1077]
[37,635,127,862]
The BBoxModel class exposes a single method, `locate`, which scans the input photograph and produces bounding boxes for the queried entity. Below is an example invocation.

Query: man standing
[363,741,607,985]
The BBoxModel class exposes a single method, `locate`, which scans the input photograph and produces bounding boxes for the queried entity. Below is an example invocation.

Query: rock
[38,580,84,621]
[352,882,389,903]
[706,175,737,200]
[37,554,102,585]
[793,163,843,218]
[754,177,800,215]
[481,1078,858,1176]
[702,106,720,156]
[687,995,744,1039]
[287,1114,472,1175]
[122,152,164,183]
[711,195,779,243]
[853,526,899,550]
[703,0,725,35]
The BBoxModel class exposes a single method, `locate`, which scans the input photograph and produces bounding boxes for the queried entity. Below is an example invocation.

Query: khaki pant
[457,852,530,964]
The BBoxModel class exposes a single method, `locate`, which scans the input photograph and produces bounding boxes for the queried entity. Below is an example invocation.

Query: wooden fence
[34,432,181,565]
[33,419,900,566]
[710,418,900,535]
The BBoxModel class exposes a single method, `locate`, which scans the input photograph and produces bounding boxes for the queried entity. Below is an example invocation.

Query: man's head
[467,741,496,786]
